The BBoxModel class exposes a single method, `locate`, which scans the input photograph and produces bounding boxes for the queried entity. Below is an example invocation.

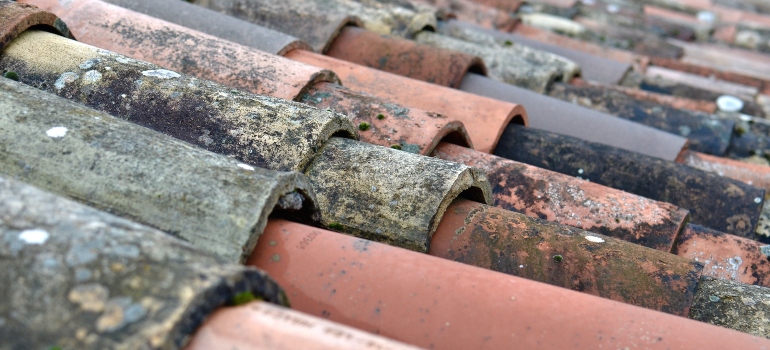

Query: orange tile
[412,0,520,30]
[673,223,770,287]
[325,26,486,88]
[248,219,770,349]
[287,49,527,153]
[432,199,701,315]
[303,82,473,155]
[186,301,421,350]
[680,150,770,190]
[433,142,688,252]
[0,0,74,51]
[20,0,337,102]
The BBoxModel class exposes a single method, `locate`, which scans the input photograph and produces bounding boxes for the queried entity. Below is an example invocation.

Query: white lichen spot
[578,169,584,174]
[79,59,99,70]
[716,95,743,112]
[585,235,605,243]
[46,126,68,138]
[115,56,132,64]
[518,265,524,268]
[141,69,180,79]
[740,114,753,122]
[755,197,762,204]
[697,11,716,23]
[54,72,79,90]
[727,256,743,280]
[83,70,102,84]
[606,4,619,13]
[18,229,49,245]
[237,163,255,171]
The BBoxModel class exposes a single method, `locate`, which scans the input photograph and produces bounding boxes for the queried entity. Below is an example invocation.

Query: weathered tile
[0,176,288,349]
[494,124,765,239]
[288,50,527,153]
[104,0,312,55]
[249,219,770,348]
[441,19,632,85]
[673,224,770,286]
[690,276,770,339]
[325,26,487,88]
[459,73,689,160]
[547,82,735,156]
[432,198,701,315]
[0,77,318,263]
[0,29,491,253]
[434,142,689,251]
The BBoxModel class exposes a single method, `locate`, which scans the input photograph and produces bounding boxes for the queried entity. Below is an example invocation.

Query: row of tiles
[3,0,768,348]
[0,70,767,348]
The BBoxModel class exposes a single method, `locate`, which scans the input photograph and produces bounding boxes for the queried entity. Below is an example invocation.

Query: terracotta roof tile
[459,73,690,159]
[0,175,289,348]
[434,142,690,251]
[104,0,312,55]
[0,76,319,263]
[546,82,735,155]
[286,49,526,153]
[248,219,770,348]
[325,26,487,88]
[9,0,770,346]
[186,300,422,350]
[441,19,632,85]
[432,198,702,314]
[494,124,765,238]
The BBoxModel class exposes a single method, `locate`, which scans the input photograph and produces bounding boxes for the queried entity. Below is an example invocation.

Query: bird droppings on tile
[585,235,605,243]
[45,126,67,138]
[18,228,49,245]
[141,69,180,79]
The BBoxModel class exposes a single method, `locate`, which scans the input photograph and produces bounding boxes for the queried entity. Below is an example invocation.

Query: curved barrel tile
[287,50,527,153]
[20,0,339,102]
[434,142,689,251]
[102,0,311,55]
[0,0,73,51]
[325,26,487,88]
[193,0,365,53]
[432,199,702,315]
[494,124,765,239]
[0,176,288,349]
[248,219,770,349]
[303,82,473,155]
[0,30,357,173]
[414,31,562,93]
[306,137,491,252]
[187,300,421,350]
[460,73,688,160]
[0,78,319,263]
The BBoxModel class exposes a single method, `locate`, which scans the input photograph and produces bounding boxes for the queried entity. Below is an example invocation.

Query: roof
[4,0,770,347]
